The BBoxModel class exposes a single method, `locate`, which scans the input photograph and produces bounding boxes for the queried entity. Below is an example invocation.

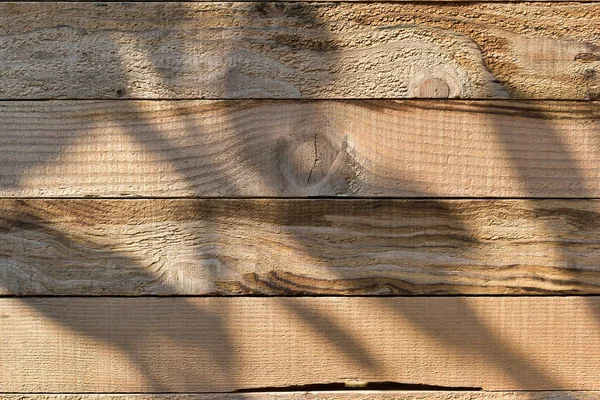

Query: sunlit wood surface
[0,100,599,197]
[2,199,600,295]
[2,297,600,391]
[1,0,599,396]
[1,3,599,99]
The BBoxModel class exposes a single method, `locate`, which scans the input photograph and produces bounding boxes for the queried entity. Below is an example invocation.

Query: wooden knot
[575,53,599,62]
[287,136,340,188]
[418,78,450,98]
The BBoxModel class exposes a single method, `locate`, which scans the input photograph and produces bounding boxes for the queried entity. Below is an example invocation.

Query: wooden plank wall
[1,0,600,398]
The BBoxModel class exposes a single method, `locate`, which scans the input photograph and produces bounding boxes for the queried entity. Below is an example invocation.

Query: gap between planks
[0,98,599,102]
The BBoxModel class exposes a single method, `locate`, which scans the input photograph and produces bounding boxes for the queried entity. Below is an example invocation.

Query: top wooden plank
[0,2,598,99]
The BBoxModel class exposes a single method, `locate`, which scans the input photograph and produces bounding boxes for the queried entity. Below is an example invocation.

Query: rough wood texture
[1,3,599,99]
[1,393,599,400]
[2,297,600,391]
[3,199,600,295]
[2,100,600,198]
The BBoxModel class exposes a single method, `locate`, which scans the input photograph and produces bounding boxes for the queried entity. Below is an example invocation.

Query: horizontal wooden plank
[2,297,600,391]
[2,100,600,198]
[1,393,599,400]
[0,3,598,99]
[3,199,600,295]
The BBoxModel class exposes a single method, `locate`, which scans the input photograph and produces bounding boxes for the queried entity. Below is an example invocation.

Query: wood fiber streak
[1,3,599,99]
[3,199,600,295]
[1,393,600,400]
[2,297,600,391]
[1,100,599,197]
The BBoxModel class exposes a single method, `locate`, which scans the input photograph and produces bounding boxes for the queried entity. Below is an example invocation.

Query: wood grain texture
[3,199,600,295]
[1,393,599,400]
[1,3,599,99]
[2,297,600,391]
[2,100,600,198]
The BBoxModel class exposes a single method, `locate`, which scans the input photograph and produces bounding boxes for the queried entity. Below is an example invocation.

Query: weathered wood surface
[2,100,600,198]
[2,297,600,391]
[1,393,599,400]
[3,199,600,295]
[1,3,599,99]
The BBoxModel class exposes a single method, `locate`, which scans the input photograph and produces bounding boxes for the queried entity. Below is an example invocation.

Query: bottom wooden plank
[1,297,599,392]
[1,393,599,400]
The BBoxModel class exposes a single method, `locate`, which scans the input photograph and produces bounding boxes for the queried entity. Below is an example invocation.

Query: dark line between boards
[1,196,600,201]
[0,98,599,102]
[3,294,600,298]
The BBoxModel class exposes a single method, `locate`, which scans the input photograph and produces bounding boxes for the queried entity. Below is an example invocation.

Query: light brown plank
[0,3,598,99]
[2,297,600,391]
[1,393,599,400]
[2,100,600,198]
[3,199,600,295]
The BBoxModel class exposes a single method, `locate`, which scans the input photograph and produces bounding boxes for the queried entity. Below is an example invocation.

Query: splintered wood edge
[1,392,599,399]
